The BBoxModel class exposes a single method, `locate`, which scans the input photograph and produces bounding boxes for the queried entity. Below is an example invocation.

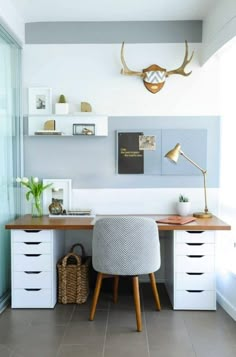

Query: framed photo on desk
[43,179,72,214]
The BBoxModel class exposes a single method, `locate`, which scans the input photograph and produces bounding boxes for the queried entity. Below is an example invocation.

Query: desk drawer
[12,230,51,242]
[13,254,51,271]
[176,231,215,243]
[13,242,51,254]
[176,243,214,255]
[176,272,215,290]
[176,255,214,273]
[13,271,51,288]
[12,289,52,308]
[174,290,216,310]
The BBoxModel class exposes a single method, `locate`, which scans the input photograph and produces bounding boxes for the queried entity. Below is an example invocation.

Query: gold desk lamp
[165,143,212,218]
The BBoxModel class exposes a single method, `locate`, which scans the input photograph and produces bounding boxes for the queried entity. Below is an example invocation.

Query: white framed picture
[43,179,72,214]
[28,87,52,115]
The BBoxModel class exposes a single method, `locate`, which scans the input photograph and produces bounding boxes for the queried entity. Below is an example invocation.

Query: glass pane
[0,25,21,311]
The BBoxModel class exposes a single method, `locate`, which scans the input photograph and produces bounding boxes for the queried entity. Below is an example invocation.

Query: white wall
[216,37,236,321]
[201,0,236,64]
[23,43,219,116]
[22,42,220,213]
[0,0,24,44]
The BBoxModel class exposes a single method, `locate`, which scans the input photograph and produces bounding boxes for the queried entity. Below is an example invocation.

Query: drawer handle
[187,255,204,258]
[24,271,42,274]
[24,288,42,291]
[24,254,41,257]
[186,273,204,275]
[186,290,204,293]
[24,230,41,233]
[186,231,204,234]
[24,242,41,245]
[186,243,204,246]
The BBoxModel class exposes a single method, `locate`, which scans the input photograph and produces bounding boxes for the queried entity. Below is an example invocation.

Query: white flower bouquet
[16,176,52,217]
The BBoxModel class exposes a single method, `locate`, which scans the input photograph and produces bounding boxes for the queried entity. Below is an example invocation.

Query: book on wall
[118,132,144,174]
[156,216,197,225]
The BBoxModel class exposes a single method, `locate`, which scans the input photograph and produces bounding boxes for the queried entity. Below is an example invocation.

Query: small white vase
[55,103,69,115]
[176,202,191,216]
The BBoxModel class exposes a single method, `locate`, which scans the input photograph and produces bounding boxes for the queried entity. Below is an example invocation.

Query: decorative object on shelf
[49,201,63,215]
[81,102,92,112]
[34,119,62,135]
[120,41,194,94]
[28,87,52,115]
[43,178,72,214]
[44,119,56,130]
[55,94,69,115]
[176,194,191,216]
[165,143,212,218]
[73,123,95,135]
[16,176,52,217]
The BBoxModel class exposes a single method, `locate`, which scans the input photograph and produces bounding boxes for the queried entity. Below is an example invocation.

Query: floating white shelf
[27,113,108,137]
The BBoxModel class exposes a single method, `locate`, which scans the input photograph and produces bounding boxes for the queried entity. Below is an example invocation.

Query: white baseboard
[217,290,236,321]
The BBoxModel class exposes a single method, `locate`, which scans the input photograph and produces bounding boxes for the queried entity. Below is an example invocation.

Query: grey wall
[24,116,220,189]
[25,21,202,44]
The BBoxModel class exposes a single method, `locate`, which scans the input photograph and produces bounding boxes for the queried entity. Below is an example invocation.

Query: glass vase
[32,197,43,217]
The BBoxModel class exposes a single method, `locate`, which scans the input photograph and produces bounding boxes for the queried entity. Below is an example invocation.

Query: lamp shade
[164,143,181,163]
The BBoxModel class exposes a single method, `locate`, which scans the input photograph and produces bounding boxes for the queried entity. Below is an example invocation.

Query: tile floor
[0,283,235,357]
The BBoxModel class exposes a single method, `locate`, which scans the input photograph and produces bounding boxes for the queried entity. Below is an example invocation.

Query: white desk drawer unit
[13,242,51,254]
[13,289,52,308]
[13,271,51,288]
[11,229,64,308]
[174,230,216,310]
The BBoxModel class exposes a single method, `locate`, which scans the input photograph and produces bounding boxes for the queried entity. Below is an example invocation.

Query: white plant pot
[176,202,191,216]
[55,103,69,115]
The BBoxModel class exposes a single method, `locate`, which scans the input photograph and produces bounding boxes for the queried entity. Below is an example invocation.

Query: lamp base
[193,212,212,219]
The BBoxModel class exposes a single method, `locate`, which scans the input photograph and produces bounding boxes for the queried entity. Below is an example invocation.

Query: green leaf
[26,191,32,201]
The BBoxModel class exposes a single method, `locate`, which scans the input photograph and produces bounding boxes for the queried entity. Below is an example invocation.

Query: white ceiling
[11,0,216,23]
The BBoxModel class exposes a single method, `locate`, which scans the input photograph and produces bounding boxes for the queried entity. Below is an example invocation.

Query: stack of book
[34,130,62,135]
[49,209,94,218]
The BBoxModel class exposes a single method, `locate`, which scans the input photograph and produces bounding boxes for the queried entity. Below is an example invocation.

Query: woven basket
[57,243,91,304]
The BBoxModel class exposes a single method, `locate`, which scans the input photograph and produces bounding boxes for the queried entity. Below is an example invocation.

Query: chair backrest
[92,216,161,276]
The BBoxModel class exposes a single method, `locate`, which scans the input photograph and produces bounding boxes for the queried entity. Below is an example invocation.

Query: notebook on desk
[157,216,197,225]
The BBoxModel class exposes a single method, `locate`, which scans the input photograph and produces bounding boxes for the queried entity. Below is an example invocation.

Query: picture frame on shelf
[43,179,72,214]
[28,87,52,115]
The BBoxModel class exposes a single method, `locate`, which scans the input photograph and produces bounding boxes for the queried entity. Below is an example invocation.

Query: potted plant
[16,176,52,217]
[55,94,69,115]
[177,194,191,216]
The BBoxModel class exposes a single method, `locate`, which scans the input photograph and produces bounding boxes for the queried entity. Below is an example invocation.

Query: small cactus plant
[179,194,189,202]
[58,94,66,103]
[55,94,69,114]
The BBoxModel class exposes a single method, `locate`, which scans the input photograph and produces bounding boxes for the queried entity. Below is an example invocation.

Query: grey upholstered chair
[89,216,161,332]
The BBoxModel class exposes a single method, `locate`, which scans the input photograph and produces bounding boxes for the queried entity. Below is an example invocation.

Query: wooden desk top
[5,214,231,231]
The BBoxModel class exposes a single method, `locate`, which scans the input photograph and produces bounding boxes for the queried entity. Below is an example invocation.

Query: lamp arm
[180,151,206,174]
[203,171,209,214]
[180,151,209,214]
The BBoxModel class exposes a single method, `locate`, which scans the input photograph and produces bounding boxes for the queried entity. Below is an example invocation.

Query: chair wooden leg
[149,272,161,311]
[132,276,142,332]
[113,275,119,303]
[89,272,103,321]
